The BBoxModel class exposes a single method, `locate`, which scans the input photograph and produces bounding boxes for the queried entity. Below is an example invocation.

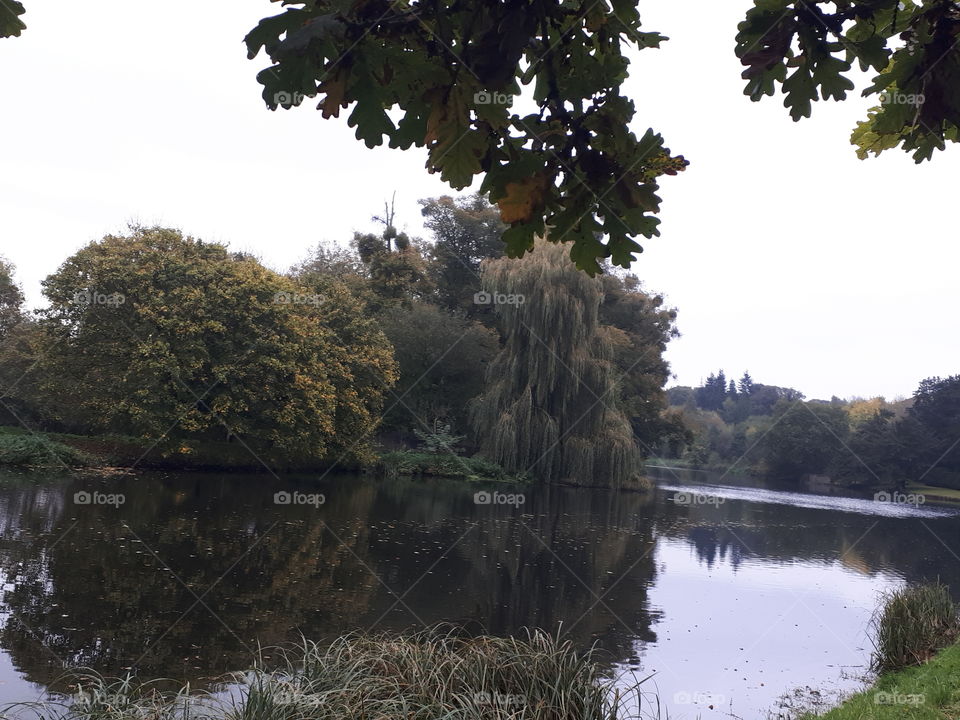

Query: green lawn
[803,643,960,719]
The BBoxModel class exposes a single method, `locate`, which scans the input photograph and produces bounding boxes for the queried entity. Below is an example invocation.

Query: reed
[870,581,959,673]
[3,628,655,720]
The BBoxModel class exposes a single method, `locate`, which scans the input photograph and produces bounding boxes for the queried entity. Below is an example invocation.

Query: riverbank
[0,425,522,483]
[800,582,960,718]
[374,449,529,483]
[800,641,960,719]
[646,456,749,473]
[907,482,960,505]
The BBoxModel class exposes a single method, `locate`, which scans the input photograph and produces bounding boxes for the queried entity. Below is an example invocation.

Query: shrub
[375,449,525,482]
[0,433,94,468]
[870,582,959,673]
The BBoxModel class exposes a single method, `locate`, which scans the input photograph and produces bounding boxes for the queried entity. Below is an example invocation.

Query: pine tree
[696,370,727,411]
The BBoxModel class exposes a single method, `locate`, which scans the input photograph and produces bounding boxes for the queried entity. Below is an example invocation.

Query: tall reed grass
[2,628,656,720]
[870,581,959,673]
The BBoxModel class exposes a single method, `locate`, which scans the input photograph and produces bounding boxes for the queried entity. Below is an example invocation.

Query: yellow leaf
[498,173,549,224]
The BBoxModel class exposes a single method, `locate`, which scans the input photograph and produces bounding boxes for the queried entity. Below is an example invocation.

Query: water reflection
[0,472,659,697]
[0,468,957,718]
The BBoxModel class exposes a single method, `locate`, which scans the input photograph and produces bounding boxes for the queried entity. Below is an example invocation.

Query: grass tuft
[870,581,959,673]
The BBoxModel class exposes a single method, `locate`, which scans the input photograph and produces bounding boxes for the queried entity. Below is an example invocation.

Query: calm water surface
[0,467,958,718]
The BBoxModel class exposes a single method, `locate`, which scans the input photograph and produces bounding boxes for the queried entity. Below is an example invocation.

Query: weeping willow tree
[470,240,648,490]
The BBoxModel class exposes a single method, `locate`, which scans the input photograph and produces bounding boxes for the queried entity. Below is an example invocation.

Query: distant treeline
[661,371,960,490]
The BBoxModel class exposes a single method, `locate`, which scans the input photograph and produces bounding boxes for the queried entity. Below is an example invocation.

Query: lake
[0,467,957,718]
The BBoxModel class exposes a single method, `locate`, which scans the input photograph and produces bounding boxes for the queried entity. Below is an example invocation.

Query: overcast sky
[1,0,956,401]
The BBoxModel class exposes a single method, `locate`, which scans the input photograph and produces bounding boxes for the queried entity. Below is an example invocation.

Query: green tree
[761,400,849,479]
[9,2,960,265]
[911,375,960,436]
[379,302,498,434]
[36,227,397,463]
[290,239,379,314]
[353,203,431,313]
[292,239,366,282]
[597,272,678,452]
[239,2,688,273]
[0,257,25,341]
[737,371,754,397]
[908,375,960,486]
[420,194,506,317]
[0,259,39,427]
[833,409,907,488]
[470,240,646,489]
[696,371,728,412]
[653,410,693,458]
[749,383,805,416]
[666,386,694,406]
[737,0,960,162]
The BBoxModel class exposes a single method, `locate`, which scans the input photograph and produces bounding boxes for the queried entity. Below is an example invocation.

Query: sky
[0,0,957,401]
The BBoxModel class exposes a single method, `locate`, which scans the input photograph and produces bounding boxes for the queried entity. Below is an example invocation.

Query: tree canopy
[737,0,960,161]
[6,1,960,271]
[34,227,397,463]
[420,194,506,317]
[0,256,25,341]
[470,240,654,489]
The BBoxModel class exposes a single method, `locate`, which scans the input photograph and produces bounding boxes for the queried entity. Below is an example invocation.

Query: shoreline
[799,642,960,719]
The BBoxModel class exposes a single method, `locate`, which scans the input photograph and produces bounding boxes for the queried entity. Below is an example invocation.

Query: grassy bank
[800,642,960,719]
[907,482,960,505]
[645,456,749,474]
[0,425,521,482]
[6,629,649,720]
[373,449,529,483]
[0,431,95,468]
[802,583,960,719]
[0,425,279,472]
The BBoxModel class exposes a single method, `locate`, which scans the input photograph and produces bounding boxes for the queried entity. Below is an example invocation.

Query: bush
[870,582,959,673]
[0,433,94,468]
[374,449,526,482]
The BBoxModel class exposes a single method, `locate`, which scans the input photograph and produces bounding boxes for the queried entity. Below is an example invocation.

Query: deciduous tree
[470,240,648,489]
[420,194,506,317]
[36,227,396,463]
